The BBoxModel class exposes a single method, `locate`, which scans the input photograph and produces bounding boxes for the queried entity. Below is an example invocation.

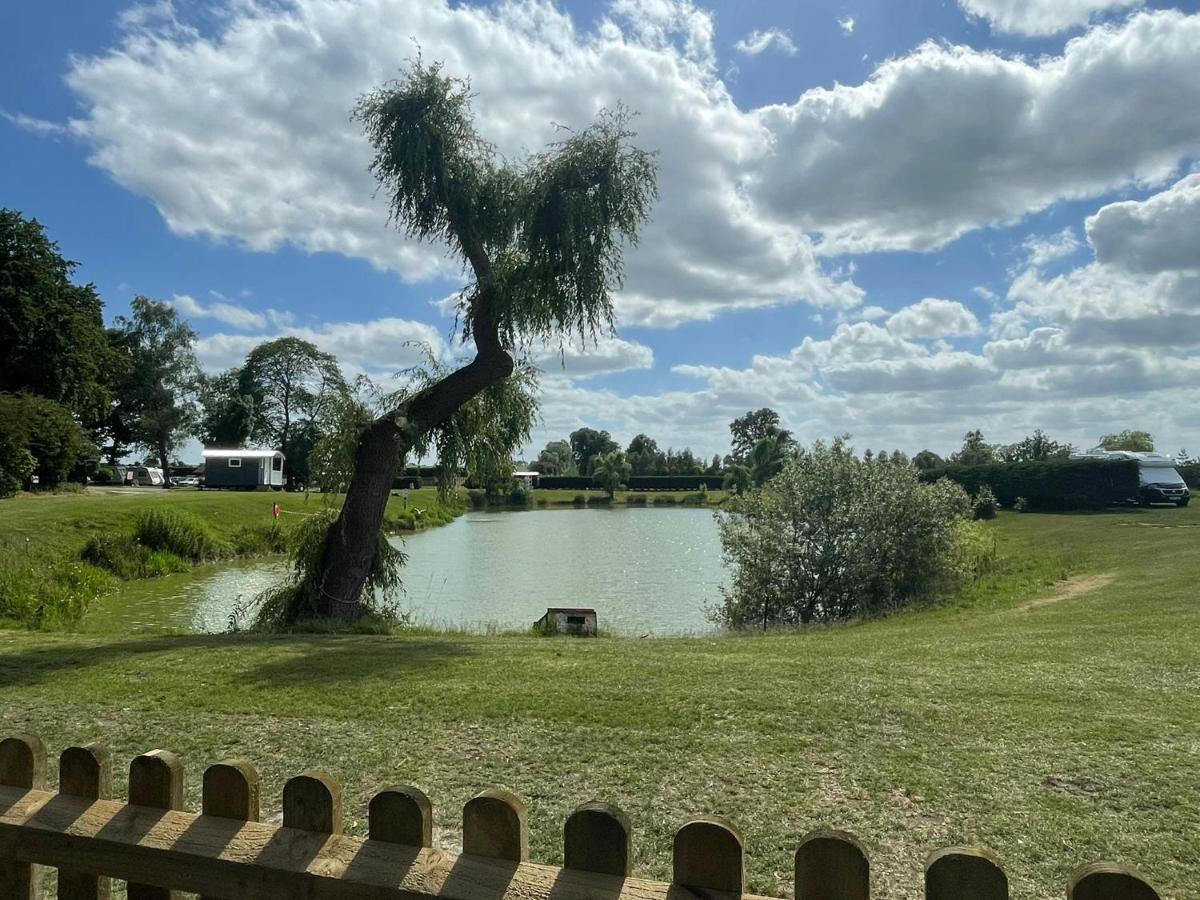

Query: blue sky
[3,0,1199,460]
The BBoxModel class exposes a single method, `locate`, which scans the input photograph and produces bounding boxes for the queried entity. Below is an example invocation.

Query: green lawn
[1,501,1198,897]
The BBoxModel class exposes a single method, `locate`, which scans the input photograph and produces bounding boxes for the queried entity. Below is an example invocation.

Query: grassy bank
[2,505,1198,897]
[0,487,466,628]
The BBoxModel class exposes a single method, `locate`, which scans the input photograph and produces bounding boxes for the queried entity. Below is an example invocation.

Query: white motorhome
[1074,450,1190,507]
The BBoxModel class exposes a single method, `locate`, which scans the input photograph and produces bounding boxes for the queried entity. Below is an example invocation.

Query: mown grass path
[2,505,1198,898]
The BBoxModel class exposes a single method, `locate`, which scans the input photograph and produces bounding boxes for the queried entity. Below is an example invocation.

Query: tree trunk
[158,439,171,489]
[310,288,513,623]
[314,416,407,622]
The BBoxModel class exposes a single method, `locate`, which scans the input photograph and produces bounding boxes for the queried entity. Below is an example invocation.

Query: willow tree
[304,61,657,622]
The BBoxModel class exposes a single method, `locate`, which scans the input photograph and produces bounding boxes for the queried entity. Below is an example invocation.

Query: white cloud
[530,335,655,379]
[171,293,270,330]
[195,317,450,378]
[751,10,1200,254]
[838,17,855,35]
[958,0,1143,36]
[886,298,981,339]
[1085,174,1200,274]
[67,0,862,329]
[1,109,70,139]
[734,28,798,56]
[1021,226,1082,268]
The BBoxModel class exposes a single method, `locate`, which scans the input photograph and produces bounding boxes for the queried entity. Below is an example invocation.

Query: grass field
[1,500,1198,897]
[0,487,466,628]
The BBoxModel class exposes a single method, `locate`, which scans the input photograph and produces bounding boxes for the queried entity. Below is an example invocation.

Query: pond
[82,507,728,636]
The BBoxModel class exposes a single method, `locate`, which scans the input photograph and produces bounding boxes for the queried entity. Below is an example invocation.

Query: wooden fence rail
[0,735,1163,899]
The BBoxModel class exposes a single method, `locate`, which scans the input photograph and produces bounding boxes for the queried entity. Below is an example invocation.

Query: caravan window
[1139,466,1183,485]
[272,456,282,471]
[228,458,242,468]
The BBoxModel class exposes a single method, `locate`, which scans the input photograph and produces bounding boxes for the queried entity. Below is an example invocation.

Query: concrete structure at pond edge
[201,448,285,490]
[535,607,597,636]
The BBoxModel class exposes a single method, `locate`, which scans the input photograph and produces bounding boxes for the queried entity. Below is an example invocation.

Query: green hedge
[536,476,595,490]
[627,475,725,491]
[1181,463,1200,489]
[919,459,1139,510]
[535,474,726,491]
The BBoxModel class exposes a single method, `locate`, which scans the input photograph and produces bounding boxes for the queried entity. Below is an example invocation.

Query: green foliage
[306,377,377,493]
[0,392,93,488]
[591,450,631,498]
[728,408,793,465]
[533,439,577,475]
[722,465,752,496]
[251,509,407,631]
[0,427,36,498]
[1180,463,1200,489]
[0,209,115,424]
[996,428,1073,463]
[132,507,231,563]
[973,485,1000,520]
[1013,496,1030,513]
[81,534,190,579]
[354,60,657,348]
[110,297,200,471]
[950,429,996,466]
[239,336,347,483]
[194,368,255,447]
[1098,429,1155,452]
[0,540,111,629]
[913,449,944,471]
[748,434,788,487]
[922,459,1139,510]
[715,438,974,628]
[570,427,619,476]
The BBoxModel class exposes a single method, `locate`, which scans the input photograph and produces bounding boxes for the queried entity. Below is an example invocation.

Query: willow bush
[713,438,980,629]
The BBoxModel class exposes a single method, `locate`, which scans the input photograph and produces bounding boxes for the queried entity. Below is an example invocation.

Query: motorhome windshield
[1139,466,1184,485]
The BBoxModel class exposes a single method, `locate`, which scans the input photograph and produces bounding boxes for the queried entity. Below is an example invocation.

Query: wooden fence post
[463,787,528,862]
[925,847,1007,900]
[369,785,433,847]
[673,817,744,896]
[1069,863,1160,900]
[199,760,260,900]
[282,770,343,835]
[0,735,46,900]
[795,829,869,900]
[564,801,632,877]
[127,749,185,900]
[58,743,113,900]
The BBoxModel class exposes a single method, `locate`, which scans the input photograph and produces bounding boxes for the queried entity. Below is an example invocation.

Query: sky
[3,0,1199,462]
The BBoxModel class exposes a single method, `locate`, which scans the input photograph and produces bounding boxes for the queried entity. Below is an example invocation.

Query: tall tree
[570,427,620,477]
[626,433,663,475]
[111,297,199,483]
[913,450,944,471]
[950,429,995,466]
[301,61,655,620]
[996,428,1073,462]
[1098,430,1155,452]
[533,439,576,475]
[0,209,114,424]
[195,368,256,448]
[729,408,792,464]
[239,337,346,485]
[592,450,631,498]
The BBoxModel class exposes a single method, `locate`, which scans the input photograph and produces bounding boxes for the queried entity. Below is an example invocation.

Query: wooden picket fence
[0,735,1164,899]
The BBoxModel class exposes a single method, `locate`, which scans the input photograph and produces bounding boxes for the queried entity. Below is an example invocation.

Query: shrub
[81,534,190,579]
[230,523,288,556]
[1180,463,1200,489]
[973,485,1000,520]
[133,507,230,562]
[0,550,111,629]
[624,494,647,506]
[571,494,587,505]
[1013,496,1030,513]
[0,433,35,498]
[0,393,93,488]
[919,459,1137,510]
[714,439,973,629]
[652,495,677,505]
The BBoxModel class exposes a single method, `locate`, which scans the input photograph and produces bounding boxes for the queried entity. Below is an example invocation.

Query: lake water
[83,507,728,635]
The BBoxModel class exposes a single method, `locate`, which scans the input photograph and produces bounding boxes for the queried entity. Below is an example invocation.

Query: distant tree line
[0,209,359,496]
